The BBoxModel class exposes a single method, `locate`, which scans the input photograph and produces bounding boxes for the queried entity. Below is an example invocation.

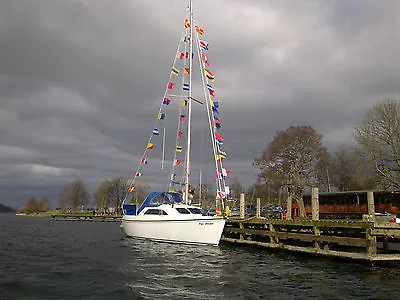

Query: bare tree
[25,196,39,214]
[247,182,281,206]
[93,179,113,213]
[254,125,328,217]
[230,176,244,200]
[354,99,400,189]
[57,179,89,210]
[109,177,130,213]
[38,197,51,212]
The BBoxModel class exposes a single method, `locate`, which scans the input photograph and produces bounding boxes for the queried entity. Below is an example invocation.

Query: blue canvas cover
[123,204,136,215]
[137,192,183,214]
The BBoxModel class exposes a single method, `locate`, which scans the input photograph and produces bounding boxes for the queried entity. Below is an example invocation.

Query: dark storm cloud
[1,0,399,207]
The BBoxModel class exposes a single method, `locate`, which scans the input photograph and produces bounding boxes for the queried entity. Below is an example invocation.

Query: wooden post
[366,227,377,258]
[383,236,389,253]
[367,191,375,222]
[311,187,319,221]
[239,193,245,219]
[313,226,320,250]
[286,195,292,220]
[269,223,276,244]
[256,197,261,218]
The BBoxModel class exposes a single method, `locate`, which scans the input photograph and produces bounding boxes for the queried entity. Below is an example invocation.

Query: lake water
[1,213,400,299]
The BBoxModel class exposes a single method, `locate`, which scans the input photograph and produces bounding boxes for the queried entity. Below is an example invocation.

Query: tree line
[17,197,51,214]
[253,98,400,217]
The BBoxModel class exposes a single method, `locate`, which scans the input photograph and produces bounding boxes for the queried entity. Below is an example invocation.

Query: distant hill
[0,203,15,213]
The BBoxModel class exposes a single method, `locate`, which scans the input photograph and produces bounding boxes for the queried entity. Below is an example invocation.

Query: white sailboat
[121,0,230,246]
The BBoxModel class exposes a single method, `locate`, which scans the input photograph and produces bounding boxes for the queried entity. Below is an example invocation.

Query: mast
[184,0,193,204]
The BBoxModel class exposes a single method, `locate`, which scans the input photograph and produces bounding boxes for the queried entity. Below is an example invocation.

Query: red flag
[168,82,174,90]
[215,132,223,142]
[222,168,230,178]
[178,130,183,138]
[216,207,222,216]
[202,53,210,67]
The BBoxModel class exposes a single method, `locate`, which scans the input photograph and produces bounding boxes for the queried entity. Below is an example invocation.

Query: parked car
[230,207,240,216]
[389,215,400,223]
[245,205,256,216]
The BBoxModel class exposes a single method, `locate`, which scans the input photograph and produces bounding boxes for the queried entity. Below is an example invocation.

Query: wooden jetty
[222,190,400,263]
[51,214,121,222]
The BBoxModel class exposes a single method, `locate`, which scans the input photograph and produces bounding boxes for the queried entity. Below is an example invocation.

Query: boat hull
[122,216,226,246]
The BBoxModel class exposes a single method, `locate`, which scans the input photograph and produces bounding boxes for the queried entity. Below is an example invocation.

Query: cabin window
[187,208,202,214]
[144,209,168,215]
[175,208,190,214]
[150,194,171,205]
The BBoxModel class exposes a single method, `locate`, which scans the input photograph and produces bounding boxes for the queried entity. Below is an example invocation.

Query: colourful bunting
[174,159,181,166]
[216,155,224,162]
[225,186,230,196]
[163,97,171,105]
[202,53,210,67]
[171,67,179,76]
[205,69,214,82]
[176,145,183,153]
[199,40,208,50]
[184,18,190,28]
[152,128,159,135]
[215,207,222,216]
[146,143,154,150]
[158,113,165,120]
[195,25,205,35]
[222,168,230,178]
[207,84,215,97]
[217,190,225,199]
[215,131,223,142]
[168,82,174,90]
[212,105,219,114]
[183,83,189,91]
[217,149,226,159]
[141,157,147,164]
[128,186,135,193]
[214,118,221,129]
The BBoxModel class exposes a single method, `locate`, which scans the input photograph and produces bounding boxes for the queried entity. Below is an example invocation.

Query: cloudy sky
[1,0,400,208]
